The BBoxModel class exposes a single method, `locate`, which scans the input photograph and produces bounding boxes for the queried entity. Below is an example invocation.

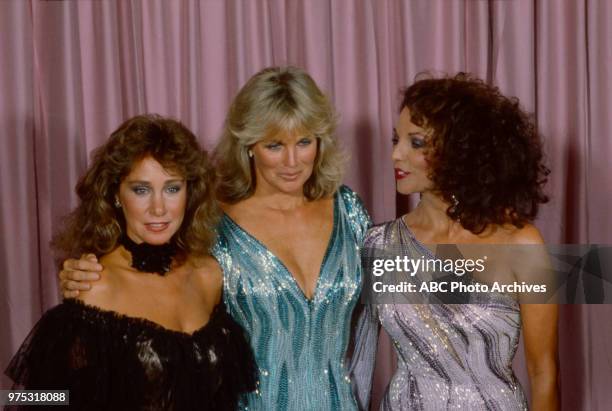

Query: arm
[6,303,105,395]
[513,225,559,410]
[348,303,380,411]
[58,254,103,298]
[521,303,559,410]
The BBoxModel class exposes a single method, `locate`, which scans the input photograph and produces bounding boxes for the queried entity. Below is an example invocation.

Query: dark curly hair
[401,73,549,234]
[52,114,219,263]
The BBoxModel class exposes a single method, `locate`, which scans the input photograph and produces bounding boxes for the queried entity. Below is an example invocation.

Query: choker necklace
[119,235,177,276]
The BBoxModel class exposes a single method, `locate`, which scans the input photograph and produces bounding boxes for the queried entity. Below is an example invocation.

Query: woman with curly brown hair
[57,68,371,410]
[351,74,558,410]
[5,115,256,410]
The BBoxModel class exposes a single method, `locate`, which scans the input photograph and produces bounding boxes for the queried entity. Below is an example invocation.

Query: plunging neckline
[222,193,339,302]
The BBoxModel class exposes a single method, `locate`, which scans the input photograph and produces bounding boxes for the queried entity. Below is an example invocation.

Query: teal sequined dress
[213,186,371,410]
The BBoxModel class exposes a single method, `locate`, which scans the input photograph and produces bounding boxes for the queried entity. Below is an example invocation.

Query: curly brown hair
[52,114,219,263]
[401,73,549,234]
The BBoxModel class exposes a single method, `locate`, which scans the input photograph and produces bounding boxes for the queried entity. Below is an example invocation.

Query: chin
[396,179,430,196]
[396,182,414,195]
[396,184,426,196]
[139,230,178,245]
[274,180,308,194]
[146,237,174,245]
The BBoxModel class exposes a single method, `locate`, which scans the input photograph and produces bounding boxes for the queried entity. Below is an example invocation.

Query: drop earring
[248,149,254,158]
[114,198,122,208]
[449,194,460,221]
[451,194,459,208]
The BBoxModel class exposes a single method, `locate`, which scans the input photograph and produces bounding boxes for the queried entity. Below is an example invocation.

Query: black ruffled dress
[5,299,257,410]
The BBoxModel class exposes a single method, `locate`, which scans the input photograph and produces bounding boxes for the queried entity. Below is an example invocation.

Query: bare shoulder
[504,224,551,284]
[506,223,545,245]
[312,195,334,210]
[189,256,223,303]
[191,256,223,282]
[220,198,254,225]
[221,197,252,215]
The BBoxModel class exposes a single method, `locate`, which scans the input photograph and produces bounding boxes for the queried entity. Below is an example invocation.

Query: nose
[391,143,403,161]
[150,192,167,216]
[284,146,298,167]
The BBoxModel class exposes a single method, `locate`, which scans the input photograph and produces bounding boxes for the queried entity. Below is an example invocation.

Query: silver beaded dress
[213,186,371,410]
[350,218,528,411]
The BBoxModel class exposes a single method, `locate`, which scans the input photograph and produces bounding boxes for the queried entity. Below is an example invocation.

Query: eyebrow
[126,179,185,185]
[262,139,311,146]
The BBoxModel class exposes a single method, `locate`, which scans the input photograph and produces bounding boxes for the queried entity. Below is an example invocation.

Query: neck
[411,192,462,236]
[252,186,308,211]
[119,234,177,276]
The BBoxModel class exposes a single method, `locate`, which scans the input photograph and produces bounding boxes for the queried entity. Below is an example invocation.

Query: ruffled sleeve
[203,305,258,409]
[5,300,257,411]
[5,301,135,409]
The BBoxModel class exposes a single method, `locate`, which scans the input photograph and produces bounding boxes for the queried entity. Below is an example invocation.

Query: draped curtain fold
[1,1,610,409]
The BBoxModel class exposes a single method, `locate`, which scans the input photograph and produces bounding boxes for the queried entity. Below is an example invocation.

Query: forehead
[397,107,428,134]
[259,126,310,143]
[125,156,183,180]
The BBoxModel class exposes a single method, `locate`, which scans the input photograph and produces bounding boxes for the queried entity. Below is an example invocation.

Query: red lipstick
[394,168,409,180]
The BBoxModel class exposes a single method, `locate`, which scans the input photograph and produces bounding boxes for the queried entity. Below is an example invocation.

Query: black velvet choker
[119,235,177,276]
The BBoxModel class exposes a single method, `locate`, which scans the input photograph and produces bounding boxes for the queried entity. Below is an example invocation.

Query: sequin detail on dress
[351,218,528,411]
[213,186,372,410]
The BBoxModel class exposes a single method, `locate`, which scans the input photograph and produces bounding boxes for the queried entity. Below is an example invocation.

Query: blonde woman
[60,67,371,410]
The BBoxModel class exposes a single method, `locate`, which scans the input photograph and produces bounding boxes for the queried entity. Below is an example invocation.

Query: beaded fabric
[213,185,372,410]
[350,218,528,410]
[5,299,257,410]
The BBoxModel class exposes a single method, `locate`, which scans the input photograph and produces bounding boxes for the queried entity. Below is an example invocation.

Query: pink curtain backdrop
[1,1,610,409]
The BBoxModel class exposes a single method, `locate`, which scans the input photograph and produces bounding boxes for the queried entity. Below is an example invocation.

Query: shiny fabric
[5,299,257,411]
[351,218,528,410]
[3,1,612,406]
[119,234,177,276]
[213,186,371,410]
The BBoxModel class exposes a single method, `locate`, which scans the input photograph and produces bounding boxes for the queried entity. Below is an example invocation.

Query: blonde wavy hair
[214,66,346,202]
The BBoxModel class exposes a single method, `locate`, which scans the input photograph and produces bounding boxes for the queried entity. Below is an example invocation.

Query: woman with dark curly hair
[350,74,558,410]
[5,115,256,410]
